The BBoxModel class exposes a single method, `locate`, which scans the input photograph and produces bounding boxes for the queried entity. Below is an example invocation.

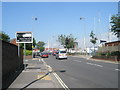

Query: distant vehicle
[52,50,58,56]
[35,52,40,56]
[56,49,67,59]
[40,52,49,58]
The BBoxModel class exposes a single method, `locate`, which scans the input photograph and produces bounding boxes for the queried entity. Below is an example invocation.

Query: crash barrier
[2,40,23,89]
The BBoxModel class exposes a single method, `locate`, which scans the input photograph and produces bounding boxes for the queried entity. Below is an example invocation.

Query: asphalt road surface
[43,55,119,88]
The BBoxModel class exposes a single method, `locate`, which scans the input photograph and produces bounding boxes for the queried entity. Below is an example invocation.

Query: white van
[56,49,67,59]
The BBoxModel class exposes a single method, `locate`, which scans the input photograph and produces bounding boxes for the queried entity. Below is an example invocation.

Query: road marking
[71,56,118,64]
[41,59,47,65]
[37,75,51,80]
[94,64,103,67]
[41,59,69,89]
[86,62,94,65]
[115,69,120,71]
[53,73,70,90]
[86,62,103,67]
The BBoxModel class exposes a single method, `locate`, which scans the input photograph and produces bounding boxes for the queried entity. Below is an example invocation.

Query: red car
[41,52,49,58]
[52,50,58,56]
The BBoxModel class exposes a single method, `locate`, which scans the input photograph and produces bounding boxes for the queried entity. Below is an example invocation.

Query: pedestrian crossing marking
[37,75,51,80]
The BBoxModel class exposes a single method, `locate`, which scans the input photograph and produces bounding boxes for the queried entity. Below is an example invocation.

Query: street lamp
[80,17,87,55]
[32,16,38,58]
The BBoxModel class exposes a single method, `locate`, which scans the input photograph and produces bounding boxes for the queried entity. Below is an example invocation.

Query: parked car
[40,52,49,58]
[56,49,67,59]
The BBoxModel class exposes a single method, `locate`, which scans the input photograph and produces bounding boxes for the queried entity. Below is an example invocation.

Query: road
[43,55,119,88]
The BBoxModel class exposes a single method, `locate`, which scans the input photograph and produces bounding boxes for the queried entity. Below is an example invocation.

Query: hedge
[23,50,32,55]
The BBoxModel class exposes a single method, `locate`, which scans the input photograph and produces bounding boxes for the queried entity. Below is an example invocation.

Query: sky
[2,1,118,48]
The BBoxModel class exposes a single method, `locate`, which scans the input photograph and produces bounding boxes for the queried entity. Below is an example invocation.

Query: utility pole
[80,17,87,55]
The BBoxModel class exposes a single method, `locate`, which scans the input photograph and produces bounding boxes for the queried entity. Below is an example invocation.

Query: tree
[0,31,10,42]
[36,41,45,52]
[58,34,76,50]
[39,47,45,52]
[110,14,120,41]
[90,31,98,54]
[58,34,66,46]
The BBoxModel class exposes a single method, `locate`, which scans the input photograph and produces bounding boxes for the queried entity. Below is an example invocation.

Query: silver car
[56,50,67,59]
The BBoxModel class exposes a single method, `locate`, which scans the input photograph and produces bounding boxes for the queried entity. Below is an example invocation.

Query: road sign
[16,32,33,43]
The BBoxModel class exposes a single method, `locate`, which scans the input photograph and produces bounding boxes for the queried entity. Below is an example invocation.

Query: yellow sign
[32,45,34,48]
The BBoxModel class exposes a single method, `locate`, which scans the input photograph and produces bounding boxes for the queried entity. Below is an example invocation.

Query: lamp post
[32,16,38,58]
[80,17,87,55]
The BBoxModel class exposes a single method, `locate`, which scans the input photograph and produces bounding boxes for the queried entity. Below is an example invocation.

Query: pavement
[8,58,64,89]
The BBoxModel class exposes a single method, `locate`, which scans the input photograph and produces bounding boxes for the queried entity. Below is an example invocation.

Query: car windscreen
[60,51,66,53]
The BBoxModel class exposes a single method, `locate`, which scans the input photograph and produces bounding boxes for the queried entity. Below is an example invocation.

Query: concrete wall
[2,40,23,89]
[98,45,120,52]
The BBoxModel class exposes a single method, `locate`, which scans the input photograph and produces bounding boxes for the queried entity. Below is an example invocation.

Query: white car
[56,49,67,59]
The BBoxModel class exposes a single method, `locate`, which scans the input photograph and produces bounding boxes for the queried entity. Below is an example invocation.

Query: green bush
[23,50,32,55]
[94,51,120,57]
[111,51,120,56]
[100,53,106,56]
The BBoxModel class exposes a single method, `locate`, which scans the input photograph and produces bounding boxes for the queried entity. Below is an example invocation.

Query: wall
[98,45,120,52]
[2,40,23,89]
[0,40,2,90]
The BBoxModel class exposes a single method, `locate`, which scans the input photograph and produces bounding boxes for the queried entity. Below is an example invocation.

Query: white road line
[86,62,93,65]
[41,59,47,65]
[42,60,70,90]
[86,62,103,67]
[115,69,120,71]
[94,64,103,67]
[53,73,70,90]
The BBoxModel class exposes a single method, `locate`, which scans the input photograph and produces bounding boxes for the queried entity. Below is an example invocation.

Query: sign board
[16,32,33,43]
